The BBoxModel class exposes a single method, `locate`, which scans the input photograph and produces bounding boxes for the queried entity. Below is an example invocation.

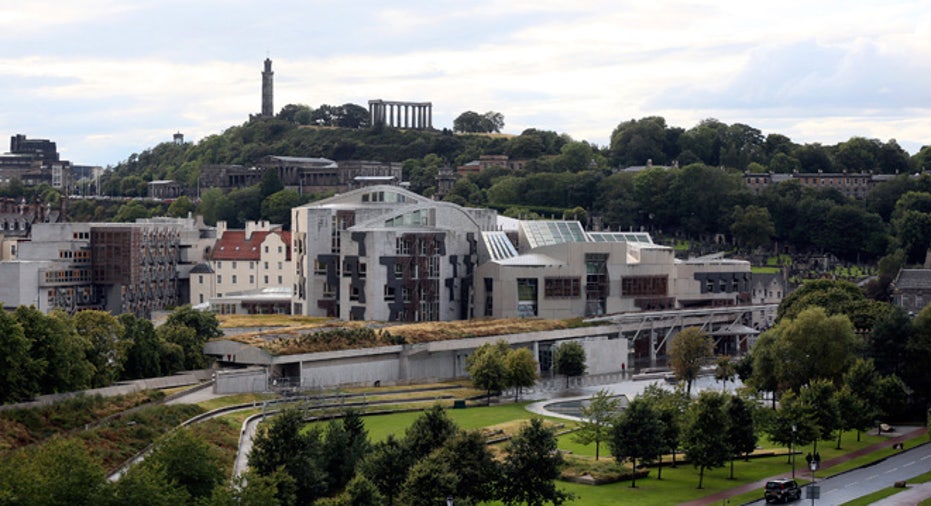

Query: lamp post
[791,424,797,479]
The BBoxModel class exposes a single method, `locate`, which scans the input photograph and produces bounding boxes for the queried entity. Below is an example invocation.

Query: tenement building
[189,220,293,313]
[291,185,752,322]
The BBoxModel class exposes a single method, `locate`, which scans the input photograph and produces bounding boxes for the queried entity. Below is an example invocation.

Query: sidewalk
[680,426,928,506]
[869,481,931,505]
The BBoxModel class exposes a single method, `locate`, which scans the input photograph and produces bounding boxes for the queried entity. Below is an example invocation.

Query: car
[764,478,801,503]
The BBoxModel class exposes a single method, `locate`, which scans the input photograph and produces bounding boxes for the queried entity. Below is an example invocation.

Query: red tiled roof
[211,230,292,261]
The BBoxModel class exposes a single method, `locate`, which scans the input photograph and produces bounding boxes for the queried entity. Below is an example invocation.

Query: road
[743,442,931,506]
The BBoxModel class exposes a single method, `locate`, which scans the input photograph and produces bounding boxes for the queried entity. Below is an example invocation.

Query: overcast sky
[2,0,930,167]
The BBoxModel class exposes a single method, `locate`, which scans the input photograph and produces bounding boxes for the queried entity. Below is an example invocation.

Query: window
[393,263,404,277]
[264,275,269,284]
[217,275,222,284]
[384,285,396,301]
[249,275,254,284]
[278,246,283,253]
[323,282,335,297]
[350,286,360,301]
[249,261,254,269]
[402,287,412,302]
[216,261,222,268]
[264,246,269,253]
[278,275,282,284]
[621,276,668,296]
[545,277,581,298]
[232,261,237,269]
[359,262,367,278]
[232,275,237,284]
[198,275,203,284]
[314,259,326,274]
[264,261,269,269]
[516,278,538,317]
[198,294,204,303]
[278,262,283,270]
[395,237,412,255]
[428,257,439,278]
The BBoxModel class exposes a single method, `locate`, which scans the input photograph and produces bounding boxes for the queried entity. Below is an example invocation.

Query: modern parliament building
[291,186,751,322]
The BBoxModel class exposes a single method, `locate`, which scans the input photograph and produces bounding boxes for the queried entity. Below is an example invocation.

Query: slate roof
[893,269,931,291]
[211,231,291,261]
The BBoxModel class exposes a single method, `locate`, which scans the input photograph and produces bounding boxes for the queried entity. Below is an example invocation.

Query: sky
[2,0,931,167]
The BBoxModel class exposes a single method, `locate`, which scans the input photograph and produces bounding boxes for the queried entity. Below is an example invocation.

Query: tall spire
[261,58,274,117]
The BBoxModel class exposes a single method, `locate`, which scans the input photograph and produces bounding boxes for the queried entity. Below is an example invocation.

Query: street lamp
[791,424,797,479]
[446,496,453,506]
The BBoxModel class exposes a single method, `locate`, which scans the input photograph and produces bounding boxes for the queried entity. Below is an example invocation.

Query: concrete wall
[208,326,628,393]
[215,368,267,394]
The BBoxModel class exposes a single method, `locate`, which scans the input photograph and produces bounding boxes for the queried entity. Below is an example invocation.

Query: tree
[453,111,484,133]
[261,189,301,229]
[499,418,571,506]
[769,307,862,393]
[14,307,92,395]
[359,435,408,506]
[640,383,689,475]
[73,310,126,388]
[682,391,730,488]
[165,304,222,339]
[166,195,195,218]
[725,395,757,479]
[573,389,621,461]
[480,111,505,133]
[505,347,539,401]
[260,168,285,198]
[198,471,286,506]
[434,430,499,504]
[403,404,458,461]
[114,200,150,222]
[0,436,108,505]
[554,341,587,387]
[798,378,839,455]
[399,453,458,506]
[467,340,509,405]
[249,409,328,505]
[610,116,675,166]
[107,457,191,506]
[904,304,931,407]
[120,313,164,380]
[766,390,818,468]
[668,327,714,395]
[730,205,775,251]
[714,356,736,393]
[140,428,225,502]
[610,397,663,487]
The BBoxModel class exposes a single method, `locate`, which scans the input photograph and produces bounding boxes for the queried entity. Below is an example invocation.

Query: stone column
[427,104,432,129]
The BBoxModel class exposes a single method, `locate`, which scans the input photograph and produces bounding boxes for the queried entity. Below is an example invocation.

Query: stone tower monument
[261,58,274,117]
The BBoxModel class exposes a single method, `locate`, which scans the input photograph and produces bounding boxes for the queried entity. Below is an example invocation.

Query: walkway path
[681,427,929,506]
[869,481,931,505]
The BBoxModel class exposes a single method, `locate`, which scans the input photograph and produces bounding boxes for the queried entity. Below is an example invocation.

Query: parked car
[764,478,801,503]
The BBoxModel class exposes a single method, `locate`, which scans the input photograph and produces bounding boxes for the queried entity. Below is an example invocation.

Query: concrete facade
[291,185,497,321]
[206,325,628,393]
[1,217,213,317]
